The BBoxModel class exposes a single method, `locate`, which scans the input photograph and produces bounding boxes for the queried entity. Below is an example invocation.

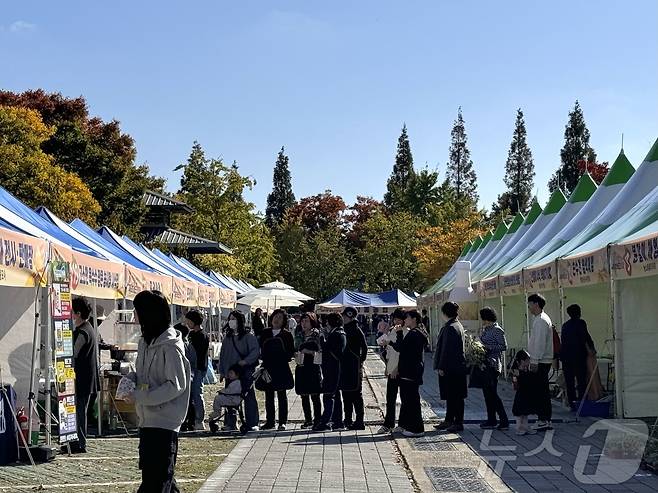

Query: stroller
[208,375,253,435]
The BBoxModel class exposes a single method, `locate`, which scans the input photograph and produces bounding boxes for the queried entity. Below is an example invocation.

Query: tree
[384,124,415,212]
[0,90,164,237]
[344,196,383,249]
[286,191,347,233]
[0,106,100,223]
[549,101,597,194]
[404,167,443,223]
[357,211,424,292]
[578,159,609,185]
[265,147,296,228]
[174,142,277,284]
[496,109,534,215]
[414,211,487,289]
[446,107,478,204]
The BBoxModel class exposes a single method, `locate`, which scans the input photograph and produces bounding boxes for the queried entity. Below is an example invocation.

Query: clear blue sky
[2,1,657,214]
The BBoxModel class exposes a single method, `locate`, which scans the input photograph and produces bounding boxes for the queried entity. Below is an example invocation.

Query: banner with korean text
[559,250,609,287]
[524,261,559,291]
[611,233,658,280]
[0,226,48,288]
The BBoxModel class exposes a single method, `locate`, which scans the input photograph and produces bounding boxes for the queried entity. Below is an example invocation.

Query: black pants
[265,389,288,425]
[562,359,588,405]
[138,427,179,493]
[320,390,343,426]
[301,394,322,424]
[482,370,508,424]
[445,397,465,425]
[537,363,553,421]
[75,388,91,450]
[383,377,400,428]
[342,389,364,424]
[398,379,423,433]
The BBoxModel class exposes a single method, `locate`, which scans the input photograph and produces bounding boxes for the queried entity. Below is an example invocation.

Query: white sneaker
[377,426,392,434]
[516,428,537,436]
[533,420,552,431]
[402,430,425,437]
[278,424,287,431]
[249,426,260,432]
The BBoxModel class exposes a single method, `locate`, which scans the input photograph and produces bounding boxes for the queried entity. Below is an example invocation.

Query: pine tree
[446,107,478,204]
[495,109,535,215]
[549,101,597,194]
[384,124,415,211]
[265,146,296,228]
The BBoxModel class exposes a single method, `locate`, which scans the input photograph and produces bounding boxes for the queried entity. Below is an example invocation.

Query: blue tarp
[321,289,416,308]
[70,220,155,271]
[0,186,102,257]
[99,226,177,276]
[170,254,227,289]
[150,249,213,286]
[210,272,247,293]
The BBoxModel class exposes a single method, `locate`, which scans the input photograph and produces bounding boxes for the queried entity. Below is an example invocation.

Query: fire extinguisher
[17,407,29,445]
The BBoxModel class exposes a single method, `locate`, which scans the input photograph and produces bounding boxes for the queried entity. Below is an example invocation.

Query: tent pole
[92,298,102,437]
[43,250,53,446]
[558,260,565,329]
[608,245,624,417]
[27,278,44,444]
[499,290,506,378]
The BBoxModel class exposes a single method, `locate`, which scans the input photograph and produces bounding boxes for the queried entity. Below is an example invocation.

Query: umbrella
[237,284,312,310]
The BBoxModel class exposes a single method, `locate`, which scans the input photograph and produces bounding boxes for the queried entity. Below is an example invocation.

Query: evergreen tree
[495,109,535,214]
[265,146,296,228]
[446,107,478,204]
[384,124,415,211]
[549,100,597,194]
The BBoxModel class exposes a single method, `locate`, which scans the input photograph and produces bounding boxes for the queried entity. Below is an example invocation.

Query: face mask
[228,320,238,330]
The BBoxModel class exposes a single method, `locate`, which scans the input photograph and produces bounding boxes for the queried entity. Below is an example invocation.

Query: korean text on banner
[220,288,237,308]
[500,272,524,296]
[525,262,559,291]
[172,277,198,307]
[125,265,173,302]
[197,284,209,307]
[481,277,499,299]
[559,250,610,287]
[611,234,658,280]
[52,244,124,300]
[0,226,48,288]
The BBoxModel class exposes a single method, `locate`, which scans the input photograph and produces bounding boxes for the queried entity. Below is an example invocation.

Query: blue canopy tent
[99,227,178,277]
[0,187,102,257]
[317,289,417,313]
[69,219,156,272]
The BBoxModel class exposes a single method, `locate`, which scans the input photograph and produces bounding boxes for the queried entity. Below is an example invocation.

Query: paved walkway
[199,368,415,493]
[201,351,658,493]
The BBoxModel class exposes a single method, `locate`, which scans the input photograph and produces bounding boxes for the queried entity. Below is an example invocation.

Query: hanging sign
[500,272,524,296]
[559,250,609,286]
[481,277,499,299]
[611,234,658,280]
[524,262,558,291]
[51,261,78,444]
[0,227,48,288]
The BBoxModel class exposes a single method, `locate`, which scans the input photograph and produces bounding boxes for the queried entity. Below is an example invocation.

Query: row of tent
[0,183,257,404]
[419,137,658,418]
[0,182,255,305]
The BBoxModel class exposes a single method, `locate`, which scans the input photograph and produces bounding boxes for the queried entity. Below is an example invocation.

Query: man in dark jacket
[560,304,596,405]
[314,313,347,431]
[340,307,368,430]
[71,297,99,453]
[186,310,209,430]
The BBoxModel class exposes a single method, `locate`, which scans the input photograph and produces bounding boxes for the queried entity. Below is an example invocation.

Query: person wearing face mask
[259,309,295,430]
[217,311,261,431]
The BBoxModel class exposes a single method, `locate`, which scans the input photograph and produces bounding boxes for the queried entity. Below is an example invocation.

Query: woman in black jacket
[390,310,428,437]
[433,302,467,433]
[295,313,323,428]
[314,313,347,431]
[260,309,295,430]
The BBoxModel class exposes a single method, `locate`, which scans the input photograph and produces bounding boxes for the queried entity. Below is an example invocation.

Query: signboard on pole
[51,261,78,444]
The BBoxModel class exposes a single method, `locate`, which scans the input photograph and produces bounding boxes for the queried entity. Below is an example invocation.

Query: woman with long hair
[218,310,260,431]
[129,290,191,493]
[259,309,295,430]
[433,301,467,433]
[295,312,323,428]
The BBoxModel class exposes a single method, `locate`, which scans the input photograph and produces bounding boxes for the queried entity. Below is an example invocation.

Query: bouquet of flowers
[465,334,488,389]
[464,334,487,371]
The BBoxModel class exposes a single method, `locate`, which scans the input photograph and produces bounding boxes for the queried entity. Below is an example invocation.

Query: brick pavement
[201,351,658,493]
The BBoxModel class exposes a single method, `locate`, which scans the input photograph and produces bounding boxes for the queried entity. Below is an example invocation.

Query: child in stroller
[208,365,246,433]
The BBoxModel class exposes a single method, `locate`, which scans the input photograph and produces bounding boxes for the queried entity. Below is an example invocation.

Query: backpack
[552,325,561,358]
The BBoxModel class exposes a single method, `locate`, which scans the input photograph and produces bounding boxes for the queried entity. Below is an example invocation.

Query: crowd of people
[66,289,597,492]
